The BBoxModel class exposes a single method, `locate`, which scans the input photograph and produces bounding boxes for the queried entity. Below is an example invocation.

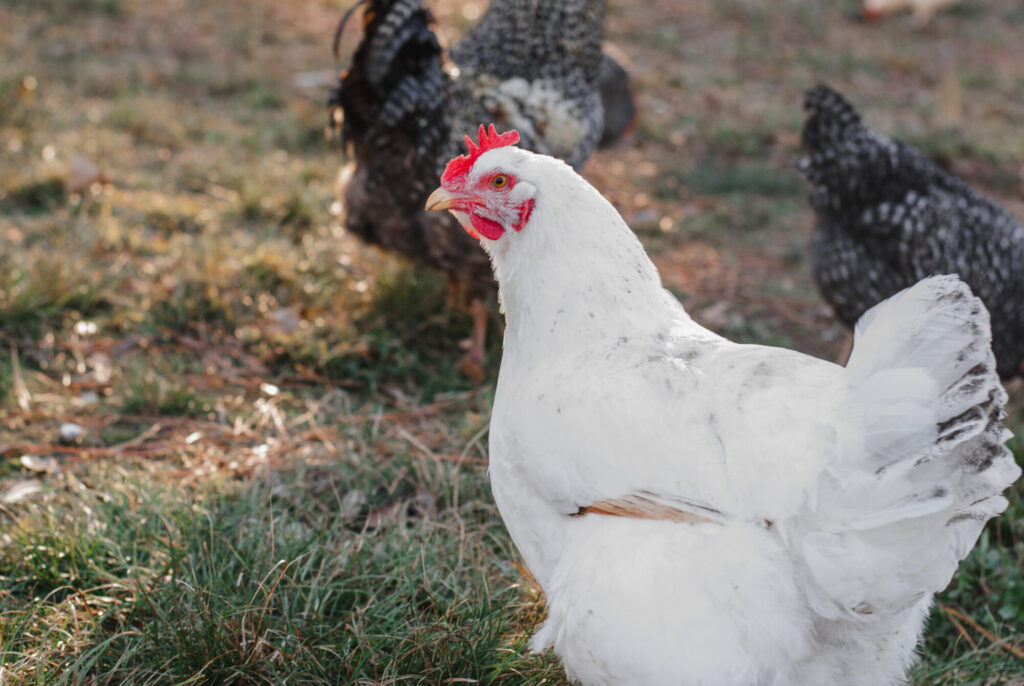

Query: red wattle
[469,212,505,240]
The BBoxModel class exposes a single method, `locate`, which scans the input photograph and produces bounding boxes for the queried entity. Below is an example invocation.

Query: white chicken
[425,126,1020,686]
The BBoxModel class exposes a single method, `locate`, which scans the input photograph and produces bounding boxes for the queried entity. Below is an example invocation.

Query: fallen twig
[10,344,31,411]
[940,603,1024,660]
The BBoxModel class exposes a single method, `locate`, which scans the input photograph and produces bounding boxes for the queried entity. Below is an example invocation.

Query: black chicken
[795,85,1024,378]
[327,0,632,380]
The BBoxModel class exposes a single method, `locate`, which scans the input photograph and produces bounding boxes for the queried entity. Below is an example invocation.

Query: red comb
[441,124,521,185]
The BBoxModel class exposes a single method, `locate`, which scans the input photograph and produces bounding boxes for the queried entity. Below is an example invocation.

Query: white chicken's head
[425,124,659,316]
[425,124,541,242]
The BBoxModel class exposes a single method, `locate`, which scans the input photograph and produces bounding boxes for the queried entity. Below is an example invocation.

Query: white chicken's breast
[426,133,1020,686]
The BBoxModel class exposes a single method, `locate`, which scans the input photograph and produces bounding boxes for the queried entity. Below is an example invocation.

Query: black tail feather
[366,0,433,87]
[328,0,448,149]
[801,85,864,153]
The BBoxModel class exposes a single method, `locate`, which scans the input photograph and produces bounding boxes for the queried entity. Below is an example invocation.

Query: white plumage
[426,136,1020,686]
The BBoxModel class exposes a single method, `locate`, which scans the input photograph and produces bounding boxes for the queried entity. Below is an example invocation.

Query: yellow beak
[425,186,471,212]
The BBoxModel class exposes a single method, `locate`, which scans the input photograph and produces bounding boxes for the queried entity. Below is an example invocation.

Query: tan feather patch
[570,494,720,525]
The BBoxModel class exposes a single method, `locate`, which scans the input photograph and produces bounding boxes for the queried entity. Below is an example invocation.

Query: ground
[1,0,1023,683]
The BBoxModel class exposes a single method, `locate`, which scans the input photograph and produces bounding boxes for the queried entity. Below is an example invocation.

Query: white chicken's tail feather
[801,275,1019,622]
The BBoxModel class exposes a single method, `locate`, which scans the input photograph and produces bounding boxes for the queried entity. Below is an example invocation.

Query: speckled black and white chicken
[327,0,632,380]
[796,85,1024,378]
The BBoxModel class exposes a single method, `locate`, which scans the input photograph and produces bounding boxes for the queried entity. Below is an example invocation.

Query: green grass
[1,178,67,215]
[0,429,564,684]
[119,356,212,417]
[1,407,1020,685]
[684,160,805,198]
[0,242,118,339]
[0,0,119,13]
[311,266,501,394]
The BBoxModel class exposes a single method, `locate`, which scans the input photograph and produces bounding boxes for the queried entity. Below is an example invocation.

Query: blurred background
[1,0,1022,683]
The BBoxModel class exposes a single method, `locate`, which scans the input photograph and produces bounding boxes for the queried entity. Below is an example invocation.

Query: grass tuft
[0,457,564,684]
[685,160,805,198]
[2,178,67,215]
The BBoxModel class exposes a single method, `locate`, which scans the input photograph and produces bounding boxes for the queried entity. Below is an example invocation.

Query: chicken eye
[491,174,508,189]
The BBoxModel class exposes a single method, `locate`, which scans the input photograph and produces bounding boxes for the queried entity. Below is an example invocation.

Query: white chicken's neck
[486,176,692,371]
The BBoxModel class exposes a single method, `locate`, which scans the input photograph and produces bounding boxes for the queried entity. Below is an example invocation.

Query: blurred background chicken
[795,85,1024,379]
[862,0,961,25]
[327,0,633,381]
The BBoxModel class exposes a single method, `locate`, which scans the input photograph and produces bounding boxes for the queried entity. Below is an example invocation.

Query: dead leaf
[364,502,403,529]
[0,479,43,504]
[20,454,61,473]
[10,345,30,411]
[341,489,366,521]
